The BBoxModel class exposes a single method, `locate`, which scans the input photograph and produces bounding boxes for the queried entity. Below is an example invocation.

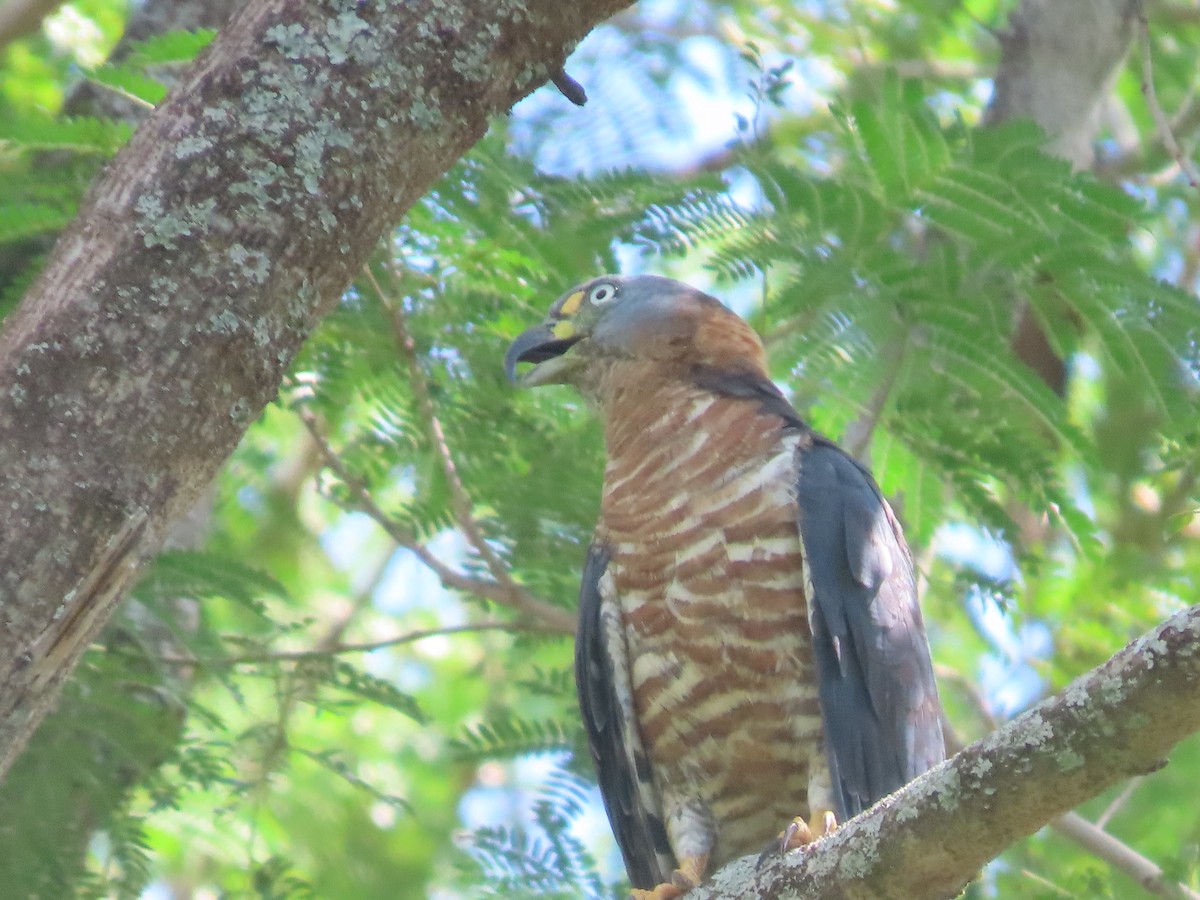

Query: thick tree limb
[0,0,63,51]
[0,0,632,781]
[986,0,1139,399]
[986,0,1138,170]
[689,604,1200,900]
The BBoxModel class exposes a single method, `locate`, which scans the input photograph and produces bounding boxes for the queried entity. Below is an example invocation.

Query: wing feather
[797,441,945,818]
[575,543,674,889]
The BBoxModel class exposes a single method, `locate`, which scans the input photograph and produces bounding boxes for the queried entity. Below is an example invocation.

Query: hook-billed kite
[506,275,944,897]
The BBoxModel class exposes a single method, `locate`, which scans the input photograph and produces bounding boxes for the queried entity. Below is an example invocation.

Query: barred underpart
[598,381,827,869]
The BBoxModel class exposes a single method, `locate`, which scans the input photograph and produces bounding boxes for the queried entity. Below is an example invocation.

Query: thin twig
[1098,93,1200,180]
[1138,11,1200,187]
[1019,869,1074,897]
[842,334,907,461]
[1054,811,1200,900]
[84,79,156,111]
[297,406,576,634]
[147,622,561,666]
[316,542,397,651]
[361,266,568,631]
[935,662,999,741]
[1096,776,1143,829]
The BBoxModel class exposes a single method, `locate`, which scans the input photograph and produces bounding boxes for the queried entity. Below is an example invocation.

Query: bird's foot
[780,809,838,852]
[629,854,707,899]
[629,885,683,900]
[756,810,838,868]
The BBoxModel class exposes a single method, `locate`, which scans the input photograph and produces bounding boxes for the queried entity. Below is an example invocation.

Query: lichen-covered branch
[939,668,1196,899]
[0,0,631,780]
[689,604,1200,900]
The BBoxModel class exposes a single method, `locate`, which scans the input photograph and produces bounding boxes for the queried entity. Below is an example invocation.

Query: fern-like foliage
[453,715,576,763]
[624,76,1200,549]
[461,764,607,899]
[0,28,213,323]
[0,114,133,153]
[87,30,218,109]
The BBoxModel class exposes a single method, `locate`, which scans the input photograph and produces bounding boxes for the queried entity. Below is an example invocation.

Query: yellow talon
[629,853,708,899]
[822,809,838,836]
[630,885,684,900]
[779,809,838,854]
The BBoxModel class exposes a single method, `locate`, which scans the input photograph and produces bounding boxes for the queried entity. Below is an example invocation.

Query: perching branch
[939,667,1197,900]
[297,407,576,635]
[690,603,1200,900]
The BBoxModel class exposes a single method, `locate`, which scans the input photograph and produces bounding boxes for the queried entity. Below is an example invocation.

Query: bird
[505,275,944,897]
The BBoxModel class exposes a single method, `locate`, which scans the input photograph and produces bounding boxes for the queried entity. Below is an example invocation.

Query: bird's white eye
[589,283,617,305]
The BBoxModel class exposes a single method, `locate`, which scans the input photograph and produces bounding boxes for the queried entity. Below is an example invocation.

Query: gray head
[504,275,766,389]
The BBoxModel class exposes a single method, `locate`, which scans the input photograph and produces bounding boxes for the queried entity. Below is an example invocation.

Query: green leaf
[0,115,133,154]
[0,202,75,241]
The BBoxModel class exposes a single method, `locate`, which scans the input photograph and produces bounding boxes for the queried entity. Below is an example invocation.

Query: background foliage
[1,0,1199,897]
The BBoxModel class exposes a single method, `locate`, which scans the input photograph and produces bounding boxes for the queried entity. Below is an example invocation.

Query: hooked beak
[504,321,585,387]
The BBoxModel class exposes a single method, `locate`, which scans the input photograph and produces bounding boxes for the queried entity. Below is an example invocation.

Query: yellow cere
[558,290,585,317]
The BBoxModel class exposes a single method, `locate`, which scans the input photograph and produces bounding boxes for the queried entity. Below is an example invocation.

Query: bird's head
[504,274,768,394]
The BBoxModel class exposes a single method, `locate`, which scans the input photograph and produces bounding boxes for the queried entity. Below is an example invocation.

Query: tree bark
[0,0,632,781]
[986,0,1138,169]
[0,0,64,50]
[690,604,1200,900]
[0,3,248,891]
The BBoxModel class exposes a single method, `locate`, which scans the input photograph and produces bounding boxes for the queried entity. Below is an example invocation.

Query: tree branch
[297,407,576,635]
[984,0,1141,401]
[143,621,560,667]
[1054,811,1200,900]
[0,0,64,51]
[0,0,629,779]
[940,657,1195,899]
[1136,9,1200,187]
[986,0,1138,170]
[364,266,541,614]
[689,604,1200,900]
